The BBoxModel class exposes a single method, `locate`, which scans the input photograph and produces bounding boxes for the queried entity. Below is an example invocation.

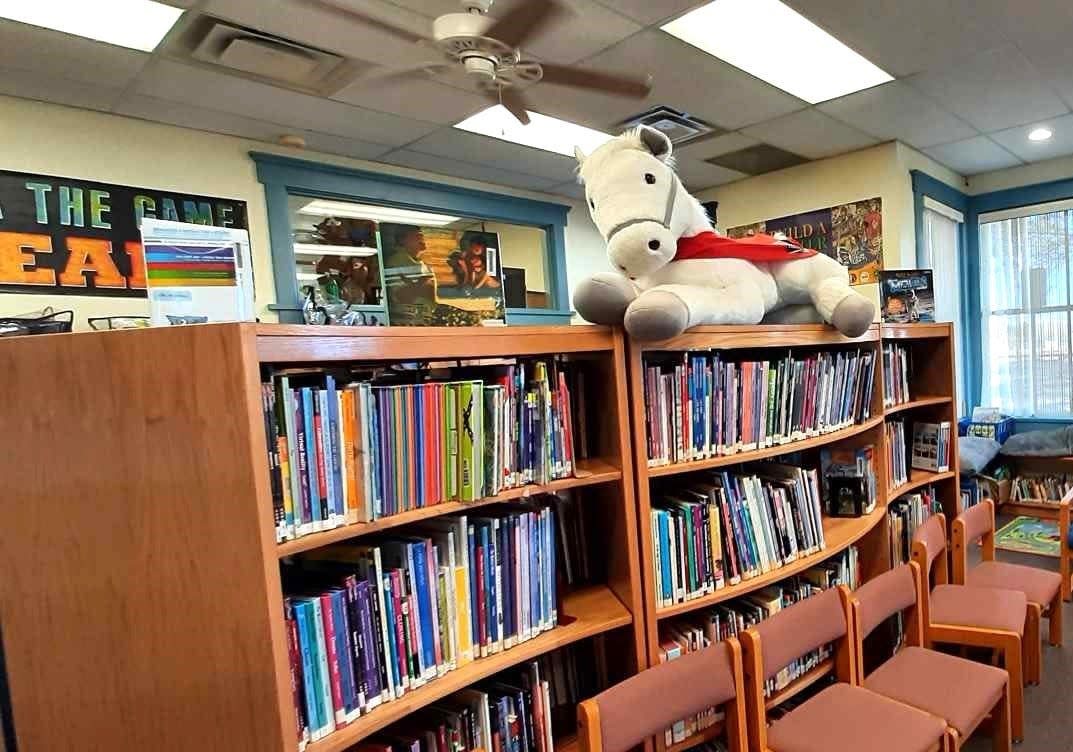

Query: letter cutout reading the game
[0,232,56,286]
[58,237,126,289]
[124,241,146,290]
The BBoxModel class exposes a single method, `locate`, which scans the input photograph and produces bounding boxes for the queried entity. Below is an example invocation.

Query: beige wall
[481,221,548,293]
[697,142,963,311]
[0,95,611,329]
[967,154,1073,195]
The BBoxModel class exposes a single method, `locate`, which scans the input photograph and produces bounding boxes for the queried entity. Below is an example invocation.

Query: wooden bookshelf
[884,395,952,416]
[0,324,645,752]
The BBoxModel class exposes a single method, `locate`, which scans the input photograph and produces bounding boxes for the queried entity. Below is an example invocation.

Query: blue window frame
[251,152,572,324]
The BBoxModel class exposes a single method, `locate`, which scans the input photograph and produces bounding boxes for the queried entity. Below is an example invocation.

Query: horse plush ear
[574,146,587,166]
[638,125,673,162]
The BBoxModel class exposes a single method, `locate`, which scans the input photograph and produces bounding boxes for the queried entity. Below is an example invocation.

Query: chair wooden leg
[1003,636,1024,743]
[1024,604,1041,685]
[1063,550,1072,602]
[944,728,959,751]
[992,682,1012,752]
[1049,592,1063,647]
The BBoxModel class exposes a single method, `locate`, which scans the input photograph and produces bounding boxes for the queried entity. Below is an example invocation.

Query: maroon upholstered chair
[850,562,1011,751]
[739,585,954,752]
[952,499,1061,684]
[911,513,1027,742]
[577,638,747,752]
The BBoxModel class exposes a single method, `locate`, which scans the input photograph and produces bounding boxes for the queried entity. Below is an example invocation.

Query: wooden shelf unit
[0,323,645,752]
[881,322,961,517]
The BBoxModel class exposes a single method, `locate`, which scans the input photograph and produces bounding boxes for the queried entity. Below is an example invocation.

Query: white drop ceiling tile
[524,30,806,133]
[404,128,580,183]
[908,44,1069,133]
[967,0,1073,49]
[294,131,400,161]
[923,136,1022,175]
[383,0,640,64]
[782,0,1010,78]
[377,149,563,191]
[988,114,1073,164]
[0,68,123,112]
[673,159,747,191]
[133,60,437,146]
[589,0,707,25]
[333,77,488,125]
[742,109,878,160]
[547,181,586,200]
[202,0,433,67]
[0,20,150,88]
[818,81,976,149]
[676,132,761,161]
[1019,29,1073,111]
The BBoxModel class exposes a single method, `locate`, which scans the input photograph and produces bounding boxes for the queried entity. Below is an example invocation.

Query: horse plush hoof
[830,294,875,337]
[573,272,639,325]
[624,290,689,341]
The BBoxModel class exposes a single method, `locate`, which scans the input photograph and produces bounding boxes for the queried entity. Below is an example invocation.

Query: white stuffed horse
[572,126,876,341]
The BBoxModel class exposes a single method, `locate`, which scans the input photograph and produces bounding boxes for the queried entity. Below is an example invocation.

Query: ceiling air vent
[617,106,723,145]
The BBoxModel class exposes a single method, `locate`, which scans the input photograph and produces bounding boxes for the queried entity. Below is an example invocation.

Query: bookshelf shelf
[654,505,887,619]
[647,323,879,351]
[888,469,956,500]
[764,658,834,710]
[883,395,952,416]
[666,723,725,752]
[881,323,951,340]
[1002,500,1062,520]
[277,457,622,557]
[646,416,883,478]
[0,323,646,752]
[303,585,632,752]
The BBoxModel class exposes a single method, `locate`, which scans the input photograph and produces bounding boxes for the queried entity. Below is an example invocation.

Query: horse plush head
[575,125,712,280]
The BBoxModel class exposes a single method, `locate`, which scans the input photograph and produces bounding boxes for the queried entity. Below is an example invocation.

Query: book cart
[0,324,645,752]
[625,322,960,752]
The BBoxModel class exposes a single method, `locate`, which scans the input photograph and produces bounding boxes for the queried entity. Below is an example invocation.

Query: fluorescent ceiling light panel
[0,0,184,52]
[299,200,459,227]
[661,0,893,104]
[454,105,613,157]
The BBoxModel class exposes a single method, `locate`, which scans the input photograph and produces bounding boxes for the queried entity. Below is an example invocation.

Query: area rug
[994,516,1061,558]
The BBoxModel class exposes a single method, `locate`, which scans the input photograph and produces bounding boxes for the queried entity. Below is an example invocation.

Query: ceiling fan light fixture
[661,0,893,104]
[454,105,613,157]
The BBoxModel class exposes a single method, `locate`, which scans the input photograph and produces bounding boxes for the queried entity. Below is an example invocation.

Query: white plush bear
[572,126,875,340]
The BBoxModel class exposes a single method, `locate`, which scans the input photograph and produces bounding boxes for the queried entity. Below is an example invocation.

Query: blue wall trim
[250,152,573,323]
[912,169,1073,425]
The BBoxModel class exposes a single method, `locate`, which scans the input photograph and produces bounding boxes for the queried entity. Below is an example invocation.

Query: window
[920,197,966,414]
[979,199,1073,417]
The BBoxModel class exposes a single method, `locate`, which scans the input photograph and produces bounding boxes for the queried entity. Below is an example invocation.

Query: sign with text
[0,169,248,297]
[726,197,883,286]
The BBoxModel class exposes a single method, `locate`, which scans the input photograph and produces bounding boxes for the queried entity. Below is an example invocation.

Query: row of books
[350,644,599,752]
[657,548,859,745]
[960,478,984,511]
[641,348,876,467]
[820,445,878,517]
[911,421,952,473]
[282,503,560,747]
[886,421,909,488]
[881,343,912,407]
[261,358,584,542]
[648,464,827,608]
[1011,473,1073,503]
[888,488,940,566]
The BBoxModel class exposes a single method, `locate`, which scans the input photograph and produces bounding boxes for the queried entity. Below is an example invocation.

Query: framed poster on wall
[0,169,248,297]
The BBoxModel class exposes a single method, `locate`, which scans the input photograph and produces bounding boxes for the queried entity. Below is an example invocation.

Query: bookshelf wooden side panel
[0,326,288,752]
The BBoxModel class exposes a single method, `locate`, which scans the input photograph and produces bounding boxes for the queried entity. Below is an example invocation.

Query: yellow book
[454,565,474,665]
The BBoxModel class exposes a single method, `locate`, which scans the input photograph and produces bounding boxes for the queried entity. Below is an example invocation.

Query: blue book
[657,511,672,602]
[293,600,325,738]
[318,388,338,523]
[529,512,540,630]
[328,589,357,720]
[408,540,437,675]
[481,523,499,648]
[300,388,323,526]
[732,475,761,573]
[324,375,344,521]
[547,509,556,625]
[355,580,382,702]
[499,516,514,644]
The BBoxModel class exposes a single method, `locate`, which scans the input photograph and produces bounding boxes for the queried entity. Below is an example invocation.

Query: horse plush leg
[770,255,875,337]
[573,272,640,325]
[624,282,766,340]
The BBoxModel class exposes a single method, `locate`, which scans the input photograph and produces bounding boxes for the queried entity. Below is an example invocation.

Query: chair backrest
[577,639,746,752]
[911,513,948,585]
[849,563,925,678]
[751,587,849,683]
[951,500,995,583]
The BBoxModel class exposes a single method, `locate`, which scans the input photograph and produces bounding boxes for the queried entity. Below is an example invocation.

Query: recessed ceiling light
[299,200,460,227]
[1028,127,1053,142]
[0,0,183,52]
[661,0,893,104]
[454,105,613,157]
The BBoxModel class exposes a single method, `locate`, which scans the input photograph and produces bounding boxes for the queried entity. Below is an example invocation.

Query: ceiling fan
[302,0,652,125]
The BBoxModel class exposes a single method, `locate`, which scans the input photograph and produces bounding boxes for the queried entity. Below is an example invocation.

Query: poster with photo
[726,197,883,285]
[380,223,505,327]
[879,269,935,323]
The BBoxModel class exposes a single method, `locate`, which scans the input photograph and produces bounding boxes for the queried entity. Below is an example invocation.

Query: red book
[312,399,328,509]
[319,594,346,728]
[475,539,488,656]
[285,604,307,743]
[388,570,409,685]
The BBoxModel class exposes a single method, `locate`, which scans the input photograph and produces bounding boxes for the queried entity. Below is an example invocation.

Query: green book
[458,380,483,502]
[446,383,458,501]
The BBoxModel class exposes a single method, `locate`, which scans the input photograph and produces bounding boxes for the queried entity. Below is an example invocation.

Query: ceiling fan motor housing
[433,11,515,81]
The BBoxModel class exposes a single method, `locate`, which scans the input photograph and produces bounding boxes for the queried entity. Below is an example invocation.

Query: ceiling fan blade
[487,87,532,125]
[299,0,430,45]
[485,0,571,50]
[539,62,652,98]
